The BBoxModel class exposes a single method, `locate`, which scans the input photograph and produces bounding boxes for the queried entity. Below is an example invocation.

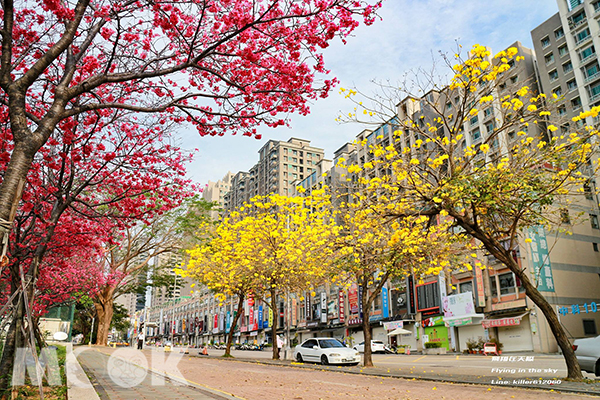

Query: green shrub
[424,341,443,348]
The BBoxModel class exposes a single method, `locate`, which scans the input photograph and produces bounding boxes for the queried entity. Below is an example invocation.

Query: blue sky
[180,0,559,186]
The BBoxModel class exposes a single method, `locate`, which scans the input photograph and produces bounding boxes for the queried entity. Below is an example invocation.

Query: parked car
[353,340,386,354]
[574,335,600,376]
[293,338,361,365]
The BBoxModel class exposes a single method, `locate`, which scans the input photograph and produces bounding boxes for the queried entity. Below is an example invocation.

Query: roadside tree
[339,44,596,379]
[335,160,466,366]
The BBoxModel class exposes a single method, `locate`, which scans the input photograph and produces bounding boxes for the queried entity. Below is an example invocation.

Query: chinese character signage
[481,315,524,329]
[474,264,486,307]
[382,287,389,319]
[558,302,599,316]
[338,290,345,323]
[528,226,555,292]
[320,292,327,323]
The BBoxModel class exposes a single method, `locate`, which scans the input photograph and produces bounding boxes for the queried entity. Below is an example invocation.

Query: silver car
[293,338,361,365]
[574,335,600,376]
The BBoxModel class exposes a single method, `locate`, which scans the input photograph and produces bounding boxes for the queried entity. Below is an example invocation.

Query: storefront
[483,313,533,352]
[421,316,450,350]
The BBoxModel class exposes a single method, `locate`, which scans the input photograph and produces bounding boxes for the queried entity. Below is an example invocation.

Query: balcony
[574,33,592,48]
[569,16,587,30]
[589,90,600,102]
[585,70,600,83]
[579,52,597,65]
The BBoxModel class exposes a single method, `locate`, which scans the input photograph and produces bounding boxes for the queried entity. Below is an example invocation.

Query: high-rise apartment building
[203,171,233,218]
[225,137,324,212]
[531,0,600,346]
[531,0,596,125]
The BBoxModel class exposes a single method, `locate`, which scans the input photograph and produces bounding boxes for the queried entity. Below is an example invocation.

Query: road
[76,346,600,400]
[175,347,599,381]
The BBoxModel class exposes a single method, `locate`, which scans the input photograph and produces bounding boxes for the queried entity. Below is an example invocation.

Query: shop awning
[481,312,528,329]
[443,314,485,327]
[387,328,412,336]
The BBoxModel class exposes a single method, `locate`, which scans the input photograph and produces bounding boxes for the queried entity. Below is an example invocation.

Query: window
[568,0,583,11]
[510,75,518,84]
[493,272,517,296]
[559,105,567,116]
[580,45,595,62]
[567,79,577,91]
[563,61,573,73]
[292,157,297,163]
[484,107,493,118]
[446,102,452,110]
[470,115,478,125]
[590,213,599,229]
[572,96,582,109]
[558,45,568,57]
[553,86,563,97]
[544,53,555,66]
[485,121,494,133]
[549,70,559,81]
[586,63,599,80]
[292,150,297,155]
[560,208,571,224]
[459,281,473,294]
[471,128,481,142]
[302,339,317,348]
[583,319,597,336]
[555,27,565,40]
[593,243,599,252]
[284,156,288,161]
[541,36,550,48]
[595,1,600,13]
[590,82,600,99]
[575,28,590,44]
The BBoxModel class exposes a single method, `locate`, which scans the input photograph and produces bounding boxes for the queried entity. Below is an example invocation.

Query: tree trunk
[270,289,279,360]
[225,294,244,357]
[0,142,36,224]
[360,281,373,367]
[461,221,583,380]
[94,286,115,346]
[0,298,24,396]
[518,271,582,380]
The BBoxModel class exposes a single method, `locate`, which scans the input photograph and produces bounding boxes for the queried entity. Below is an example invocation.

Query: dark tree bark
[224,294,244,357]
[452,212,583,380]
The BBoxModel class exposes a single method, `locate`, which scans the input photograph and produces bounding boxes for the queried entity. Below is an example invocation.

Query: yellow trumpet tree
[185,190,340,360]
[183,216,256,357]
[335,165,468,367]
[339,44,598,379]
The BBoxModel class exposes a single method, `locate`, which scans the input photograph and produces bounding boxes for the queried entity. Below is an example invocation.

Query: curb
[65,343,101,400]
[188,353,600,397]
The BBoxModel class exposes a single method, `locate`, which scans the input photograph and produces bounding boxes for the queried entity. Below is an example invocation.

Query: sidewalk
[76,348,238,400]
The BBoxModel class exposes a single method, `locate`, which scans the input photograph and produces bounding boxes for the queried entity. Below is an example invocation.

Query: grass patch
[6,344,68,399]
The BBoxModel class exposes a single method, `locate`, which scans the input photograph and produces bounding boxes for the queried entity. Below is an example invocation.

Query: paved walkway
[77,349,237,400]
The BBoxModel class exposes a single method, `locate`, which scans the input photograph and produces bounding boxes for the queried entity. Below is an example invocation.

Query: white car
[294,338,361,365]
[353,340,386,354]
[574,335,600,376]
